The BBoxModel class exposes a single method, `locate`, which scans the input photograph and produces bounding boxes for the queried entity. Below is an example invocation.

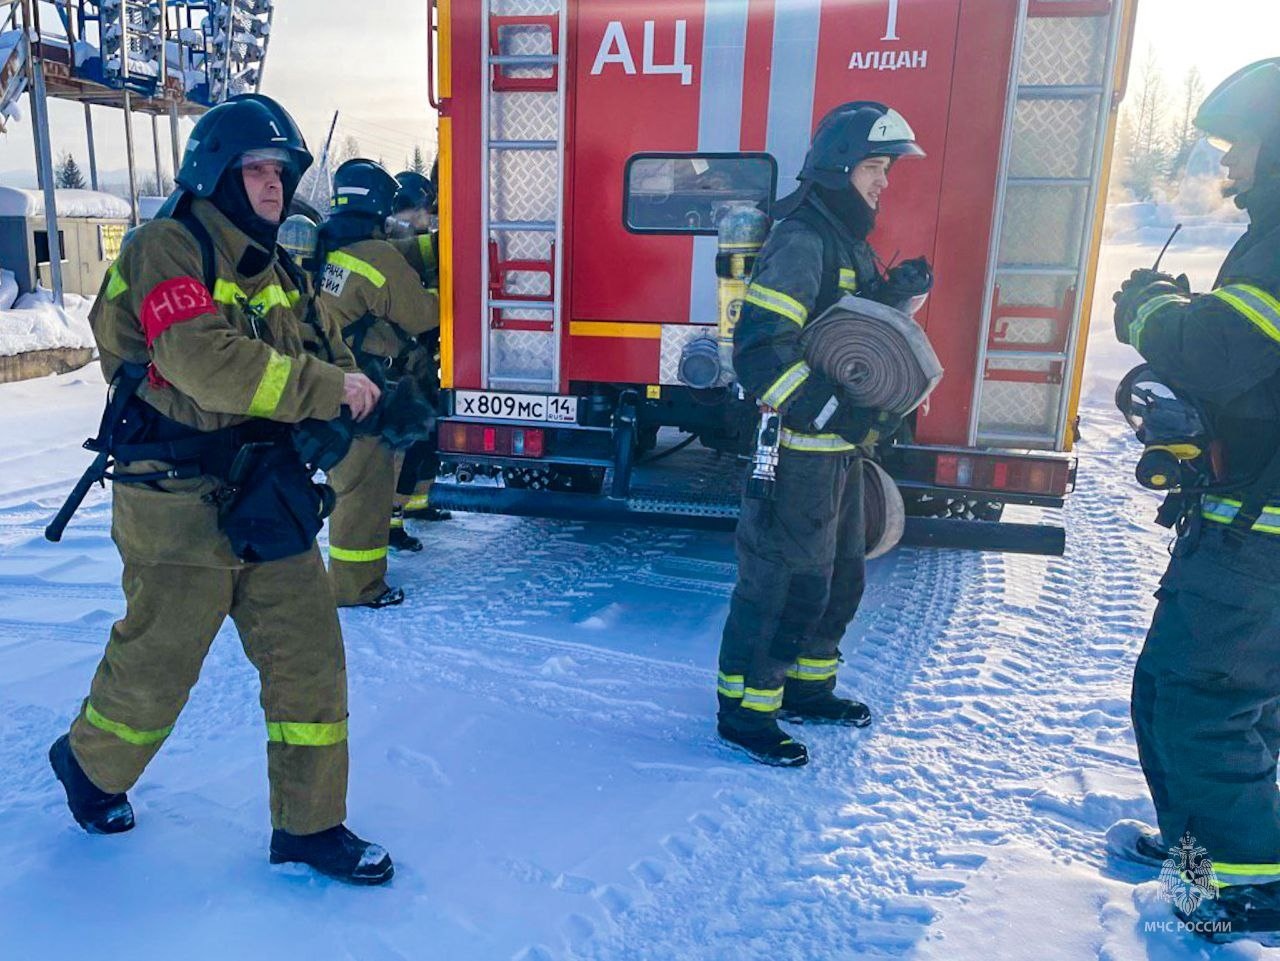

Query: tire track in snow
[564,410,1167,960]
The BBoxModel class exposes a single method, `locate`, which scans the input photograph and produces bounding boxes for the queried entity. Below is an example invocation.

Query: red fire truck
[426,0,1139,554]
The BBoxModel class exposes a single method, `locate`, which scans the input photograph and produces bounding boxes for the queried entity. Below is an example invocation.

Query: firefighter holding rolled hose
[716,101,933,767]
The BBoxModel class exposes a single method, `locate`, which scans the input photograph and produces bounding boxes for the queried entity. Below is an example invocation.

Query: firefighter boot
[48,734,135,835]
[387,509,422,553]
[270,824,394,886]
[717,696,808,767]
[402,492,450,522]
[1178,880,1280,946]
[780,680,872,727]
[1105,819,1168,869]
[362,586,405,610]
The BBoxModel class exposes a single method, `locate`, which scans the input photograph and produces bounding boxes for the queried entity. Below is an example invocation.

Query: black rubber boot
[48,734,135,835]
[780,683,872,727]
[361,586,405,609]
[387,525,423,553]
[270,824,394,886]
[404,506,451,522]
[716,695,808,767]
[1179,880,1280,945]
[1105,820,1168,869]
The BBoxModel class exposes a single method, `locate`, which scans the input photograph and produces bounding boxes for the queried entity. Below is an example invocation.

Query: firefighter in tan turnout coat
[317,159,440,609]
[47,94,395,886]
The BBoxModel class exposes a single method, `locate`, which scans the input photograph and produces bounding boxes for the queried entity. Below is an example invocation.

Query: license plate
[454,390,579,424]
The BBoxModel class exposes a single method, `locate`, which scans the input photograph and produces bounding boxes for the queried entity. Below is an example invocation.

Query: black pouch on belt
[215,442,335,563]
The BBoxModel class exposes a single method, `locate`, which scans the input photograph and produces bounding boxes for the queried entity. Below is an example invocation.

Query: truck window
[623,152,776,235]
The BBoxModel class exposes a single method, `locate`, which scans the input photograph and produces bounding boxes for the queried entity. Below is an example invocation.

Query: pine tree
[55,151,87,190]
[336,135,362,164]
[1168,66,1206,181]
[1118,46,1173,201]
[410,145,427,175]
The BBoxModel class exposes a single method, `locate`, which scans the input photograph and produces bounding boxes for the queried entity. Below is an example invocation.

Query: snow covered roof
[0,187,131,220]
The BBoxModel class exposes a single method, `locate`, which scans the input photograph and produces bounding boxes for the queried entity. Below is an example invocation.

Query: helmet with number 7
[799,101,926,191]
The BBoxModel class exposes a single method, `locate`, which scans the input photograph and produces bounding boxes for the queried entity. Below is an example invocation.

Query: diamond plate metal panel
[977,372,1063,440]
[491,90,558,141]
[997,184,1088,267]
[490,329,556,386]
[990,315,1056,346]
[660,325,719,385]
[1010,96,1100,179]
[490,150,558,222]
[493,0,560,15]
[491,231,554,264]
[1018,16,1107,86]
[996,272,1075,309]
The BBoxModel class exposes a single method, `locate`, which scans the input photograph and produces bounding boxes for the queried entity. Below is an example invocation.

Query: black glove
[875,256,933,310]
[1112,269,1188,345]
[373,376,437,451]
[293,417,354,472]
[780,374,875,444]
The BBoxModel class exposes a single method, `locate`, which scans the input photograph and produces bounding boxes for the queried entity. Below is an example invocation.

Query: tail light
[441,422,546,458]
[931,452,1071,497]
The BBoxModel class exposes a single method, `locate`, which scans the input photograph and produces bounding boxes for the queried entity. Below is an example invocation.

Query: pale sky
[0,0,1276,186]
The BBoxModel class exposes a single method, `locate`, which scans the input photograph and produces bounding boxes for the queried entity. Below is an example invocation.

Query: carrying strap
[85,361,149,456]
[277,244,337,364]
[169,192,217,293]
[787,206,842,315]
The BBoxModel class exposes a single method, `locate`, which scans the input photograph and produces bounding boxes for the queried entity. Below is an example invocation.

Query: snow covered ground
[0,229,1271,960]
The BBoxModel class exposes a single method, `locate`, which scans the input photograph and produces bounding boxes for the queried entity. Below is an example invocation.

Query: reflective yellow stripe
[418,233,436,270]
[1201,495,1280,534]
[838,267,858,292]
[570,321,662,339]
[742,686,784,713]
[265,719,348,747]
[246,350,293,417]
[403,493,431,511]
[328,250,387,288]
[761,361,811,408]
[744,284,807,326]
[105,264,128,300]
[329,545,389,563]
[84,702,173,746]
[212,280,299,312]
[1128,292,1189,351]
[1213,861,1280,886]
[1210,284,1280,344]
[779,428,858,453]
[786,657,839,682]
[717,672,745,698]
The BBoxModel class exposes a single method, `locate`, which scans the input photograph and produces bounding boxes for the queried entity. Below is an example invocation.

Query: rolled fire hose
[801,295,943,415]
[862,458,905,560]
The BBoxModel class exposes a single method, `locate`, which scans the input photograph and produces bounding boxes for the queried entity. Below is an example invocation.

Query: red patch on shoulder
[139,276,215,346]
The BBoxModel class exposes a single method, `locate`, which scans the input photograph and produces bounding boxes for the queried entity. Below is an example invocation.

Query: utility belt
[47,362,333,564]
[113,398,334,565]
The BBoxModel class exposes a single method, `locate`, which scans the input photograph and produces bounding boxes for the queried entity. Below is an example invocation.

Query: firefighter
[318,159,441,606]
[1110,59,1280,939]
[716,101,933,766]
[46,93,395,885]
[386,168,451,523]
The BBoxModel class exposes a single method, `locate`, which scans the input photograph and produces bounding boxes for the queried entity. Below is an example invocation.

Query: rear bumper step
[430,481,1065,556]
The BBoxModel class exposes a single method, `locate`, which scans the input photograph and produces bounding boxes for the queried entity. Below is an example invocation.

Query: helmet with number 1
[330,158,400,220]
[177,93,312,202]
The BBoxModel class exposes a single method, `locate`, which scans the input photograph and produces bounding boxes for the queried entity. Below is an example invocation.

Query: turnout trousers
[717,448,865,728]
[1132,524,1280,885]
[68,544,349,835]
[326,436,395,606]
